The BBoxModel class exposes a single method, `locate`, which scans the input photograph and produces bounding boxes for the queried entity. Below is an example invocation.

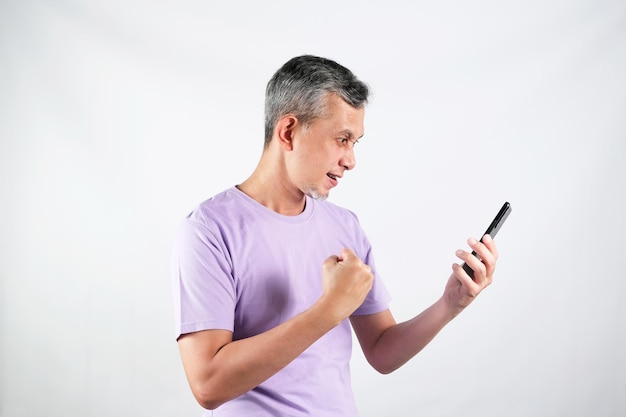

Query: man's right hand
[320,248,374,323]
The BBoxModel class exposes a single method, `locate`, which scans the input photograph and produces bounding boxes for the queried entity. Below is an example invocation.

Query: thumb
[338,248,356,263]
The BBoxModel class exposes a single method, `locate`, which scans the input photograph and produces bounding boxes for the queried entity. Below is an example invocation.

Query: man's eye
[339,137,359,147]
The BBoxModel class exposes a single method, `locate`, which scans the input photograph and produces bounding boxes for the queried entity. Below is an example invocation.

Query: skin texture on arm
[177,248,373,410]
[351,234,499,374]
[179,304,339,410]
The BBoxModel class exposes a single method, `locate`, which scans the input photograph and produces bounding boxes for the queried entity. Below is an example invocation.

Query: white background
[1,1,625,416]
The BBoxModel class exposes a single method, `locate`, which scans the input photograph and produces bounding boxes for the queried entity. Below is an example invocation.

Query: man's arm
[178,248,373,410]
[351,234,499,374]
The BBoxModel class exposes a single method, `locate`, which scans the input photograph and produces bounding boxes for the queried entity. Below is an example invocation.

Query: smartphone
[462,202,512,279]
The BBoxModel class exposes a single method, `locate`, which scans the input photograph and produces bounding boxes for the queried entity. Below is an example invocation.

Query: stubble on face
[304,185,328,201]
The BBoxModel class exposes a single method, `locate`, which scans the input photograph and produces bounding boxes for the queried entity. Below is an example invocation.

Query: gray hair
[264,55,370,146]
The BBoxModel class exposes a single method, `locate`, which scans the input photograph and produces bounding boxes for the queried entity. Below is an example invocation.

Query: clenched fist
[320,248,374,323]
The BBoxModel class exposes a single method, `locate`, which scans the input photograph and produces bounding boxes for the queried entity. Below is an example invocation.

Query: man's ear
[274,115,299,151]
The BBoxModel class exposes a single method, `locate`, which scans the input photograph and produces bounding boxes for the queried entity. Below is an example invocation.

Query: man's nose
[341,147,356,171]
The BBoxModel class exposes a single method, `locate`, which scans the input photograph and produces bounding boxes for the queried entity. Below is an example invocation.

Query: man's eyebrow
[338,129,364,139]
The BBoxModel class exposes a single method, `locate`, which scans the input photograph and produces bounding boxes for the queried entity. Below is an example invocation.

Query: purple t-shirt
[172,187,391,416]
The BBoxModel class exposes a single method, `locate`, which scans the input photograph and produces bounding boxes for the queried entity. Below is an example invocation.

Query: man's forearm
[180,299,342,410]
[367,297,457,374]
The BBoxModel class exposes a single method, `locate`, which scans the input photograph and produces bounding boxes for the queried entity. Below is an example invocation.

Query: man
[171,55,499,416]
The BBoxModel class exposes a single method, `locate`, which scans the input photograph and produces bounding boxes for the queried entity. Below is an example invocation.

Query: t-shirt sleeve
[171,217,236,340]
[350,223,392,316]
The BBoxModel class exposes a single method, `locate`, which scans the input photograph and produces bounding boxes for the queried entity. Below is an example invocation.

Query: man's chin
[305,188,329,201]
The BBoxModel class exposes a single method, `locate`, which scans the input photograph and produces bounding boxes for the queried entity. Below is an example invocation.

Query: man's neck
[237,160,306,216]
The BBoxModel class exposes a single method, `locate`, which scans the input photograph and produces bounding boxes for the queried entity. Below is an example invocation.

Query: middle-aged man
[172,54,500,416]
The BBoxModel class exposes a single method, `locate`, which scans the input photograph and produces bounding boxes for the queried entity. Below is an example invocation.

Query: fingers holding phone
[461,202,511,280]
[456,235,498,285]
[445,202,511,313]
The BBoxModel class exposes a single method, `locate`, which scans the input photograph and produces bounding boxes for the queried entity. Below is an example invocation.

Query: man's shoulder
[197,187,240,209]
[185,187,244,227]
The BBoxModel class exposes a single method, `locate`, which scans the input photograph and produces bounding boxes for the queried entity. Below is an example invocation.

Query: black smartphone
[462,202,512,279]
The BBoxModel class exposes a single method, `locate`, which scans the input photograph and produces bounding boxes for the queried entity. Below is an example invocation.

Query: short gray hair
[264,55,370,146]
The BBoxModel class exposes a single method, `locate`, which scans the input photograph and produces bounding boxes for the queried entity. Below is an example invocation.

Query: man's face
[287,93,365,200]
